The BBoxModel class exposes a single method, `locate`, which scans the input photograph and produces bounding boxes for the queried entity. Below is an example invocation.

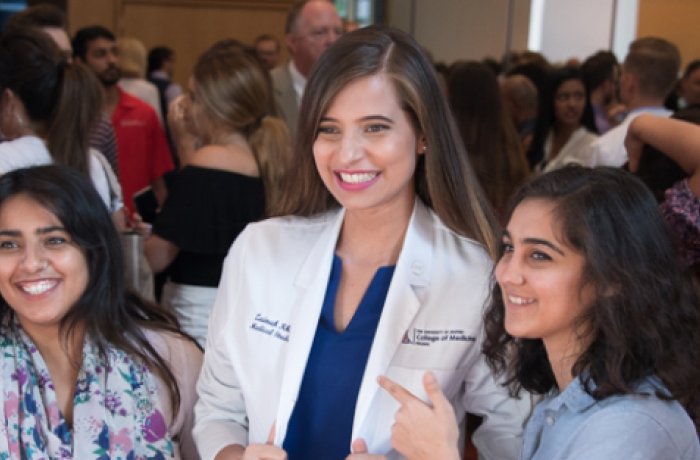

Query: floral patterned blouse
[0,321,202,459]
[661,179,700,266]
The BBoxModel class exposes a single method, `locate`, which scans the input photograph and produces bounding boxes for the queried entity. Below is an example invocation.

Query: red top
[112,88,174,213]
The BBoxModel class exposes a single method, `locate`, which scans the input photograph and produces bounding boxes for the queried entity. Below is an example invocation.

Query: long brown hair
[193,44,291,214]
[447,60,529,215]
[272,25,498,256]
[0,27,101,177]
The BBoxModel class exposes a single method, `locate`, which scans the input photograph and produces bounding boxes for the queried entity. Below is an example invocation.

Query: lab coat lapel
[274,208,345,443]
[351,200,434,443]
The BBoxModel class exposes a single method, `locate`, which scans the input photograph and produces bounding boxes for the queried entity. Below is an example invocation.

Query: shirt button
[411,261,423,276]
[545,415,555,426]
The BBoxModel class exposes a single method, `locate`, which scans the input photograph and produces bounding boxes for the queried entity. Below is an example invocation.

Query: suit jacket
[194,199,530,460]
[270,62,299,136]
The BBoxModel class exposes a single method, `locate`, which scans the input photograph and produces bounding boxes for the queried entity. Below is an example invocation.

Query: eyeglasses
[305,27,344,41]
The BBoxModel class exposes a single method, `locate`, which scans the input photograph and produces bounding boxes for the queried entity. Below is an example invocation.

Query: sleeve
[165,334,204,460]
[577,139,599,168]
[89,115,120,176]
[146,329,204,460]
[460,339,533,460]
[165,82,183,106]
[562,411,693,460]
[148,109,175,181]
[193,230,252,460]
[90,149,124,213]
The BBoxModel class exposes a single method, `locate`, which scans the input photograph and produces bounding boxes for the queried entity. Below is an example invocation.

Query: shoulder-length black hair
[0,165,194,411]
[483,166,700,405]
[528,67,597,167]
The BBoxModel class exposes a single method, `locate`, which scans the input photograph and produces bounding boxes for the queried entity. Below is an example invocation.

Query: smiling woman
[312,72,421,221]
[194,25,529,460]
[0,194,89,337]
[0,165,202,459]
[381,166,700,459]
[483,166,700,459]
[496,198,594,378]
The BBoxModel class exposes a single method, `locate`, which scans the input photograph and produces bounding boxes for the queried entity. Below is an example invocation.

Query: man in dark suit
[271,0,342,136]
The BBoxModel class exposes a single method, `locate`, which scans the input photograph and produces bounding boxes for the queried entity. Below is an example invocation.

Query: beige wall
[68,0,291,87]
[638,0,700,69]
[67,0,532,76]
[386,0,531,64]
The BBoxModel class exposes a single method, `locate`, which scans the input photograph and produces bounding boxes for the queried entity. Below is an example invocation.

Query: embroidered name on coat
[250,313,290,342]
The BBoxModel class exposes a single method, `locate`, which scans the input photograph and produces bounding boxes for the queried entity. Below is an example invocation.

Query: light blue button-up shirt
[520,376,700,460]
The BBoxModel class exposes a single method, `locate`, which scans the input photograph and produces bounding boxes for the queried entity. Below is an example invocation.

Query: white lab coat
[194,199,529,460]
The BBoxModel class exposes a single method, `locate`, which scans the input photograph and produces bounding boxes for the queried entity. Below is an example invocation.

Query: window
[334,0,385,28]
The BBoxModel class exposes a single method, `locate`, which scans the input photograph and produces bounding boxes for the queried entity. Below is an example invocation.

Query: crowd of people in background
[0,0,697,459]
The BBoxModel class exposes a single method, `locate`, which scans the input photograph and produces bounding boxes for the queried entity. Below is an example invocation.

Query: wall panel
[638,0,700,68]
[386,0,531,65]
[69,0,291,87]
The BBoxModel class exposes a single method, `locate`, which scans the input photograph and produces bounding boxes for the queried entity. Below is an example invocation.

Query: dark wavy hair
[483,166,700,405]
[0,165,196,412]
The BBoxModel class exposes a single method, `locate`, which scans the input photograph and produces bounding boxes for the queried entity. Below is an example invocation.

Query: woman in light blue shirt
[381,166,700,459]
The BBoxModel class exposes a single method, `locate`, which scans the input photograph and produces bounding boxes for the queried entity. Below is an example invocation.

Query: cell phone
[132,186,158,223]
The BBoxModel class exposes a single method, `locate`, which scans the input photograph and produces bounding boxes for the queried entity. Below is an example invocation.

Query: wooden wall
[638,0,700,69]
[65,0,700,82]
[68,0,292,87]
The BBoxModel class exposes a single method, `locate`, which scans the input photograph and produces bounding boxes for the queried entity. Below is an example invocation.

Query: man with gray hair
[271,0,343,135]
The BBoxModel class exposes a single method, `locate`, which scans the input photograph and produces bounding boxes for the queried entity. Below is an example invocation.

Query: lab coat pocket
[384,365,465,401]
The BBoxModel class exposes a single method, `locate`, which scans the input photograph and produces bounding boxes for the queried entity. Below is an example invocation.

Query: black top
[153,166,265,286]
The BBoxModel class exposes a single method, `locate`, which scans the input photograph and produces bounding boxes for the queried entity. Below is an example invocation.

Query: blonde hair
[118,37,147,78]
[194,45,291,213]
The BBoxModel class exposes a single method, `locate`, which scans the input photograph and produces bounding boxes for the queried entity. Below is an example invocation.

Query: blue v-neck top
[283,255,395,460]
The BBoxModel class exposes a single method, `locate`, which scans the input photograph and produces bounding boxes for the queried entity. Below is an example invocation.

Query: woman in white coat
[194,26,530,460]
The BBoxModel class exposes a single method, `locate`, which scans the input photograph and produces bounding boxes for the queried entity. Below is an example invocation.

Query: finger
[266,421,276,445]
[378,375,420,405]
[351,438,368,454]
[422,371,450,412]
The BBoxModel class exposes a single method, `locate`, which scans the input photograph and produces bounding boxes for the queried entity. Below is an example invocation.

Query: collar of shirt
[289,60,306,103]
[625,106,673,121]
[542,374,668,416]
[149,70,170,81]
[543,377,597,415]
